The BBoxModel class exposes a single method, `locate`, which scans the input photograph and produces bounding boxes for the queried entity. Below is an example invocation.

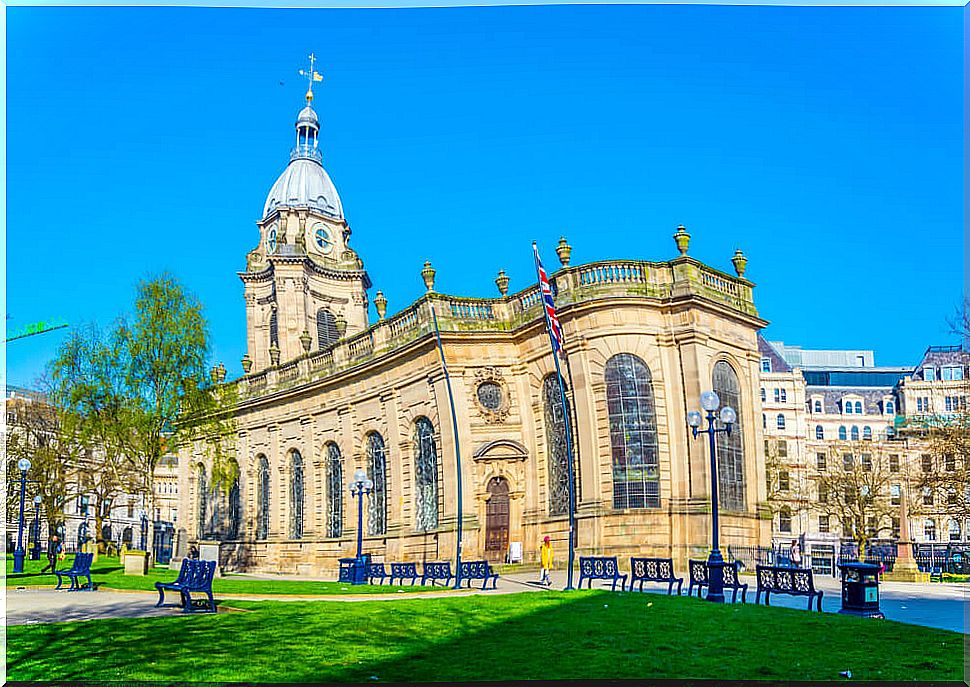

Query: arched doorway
[485,477,510,562]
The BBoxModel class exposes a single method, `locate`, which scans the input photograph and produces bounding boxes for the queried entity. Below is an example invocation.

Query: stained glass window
[712,361,745,511]
[326,443,343,538]
[366,433,387,536]
[227,474,241,540]
[543,374,573,515]
[316,309,338,350]
[256,456,270,540]
[414,418,439,532]
[290,451,304,539]
[605,354,660,509]
[197,464,207,540]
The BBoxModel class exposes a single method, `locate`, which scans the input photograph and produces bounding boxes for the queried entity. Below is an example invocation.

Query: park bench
[459,560,500,590]
[54,552,94,591]
[755,565,823,611]
[390,562,419,586]
[421,561,453,586]
[629,557,683,595]
[367,562,389,585]
[930,565,944,583]
[179,559,217,613]
[687,559,748,603]
[155,558,194,607]
[578,556,628,591]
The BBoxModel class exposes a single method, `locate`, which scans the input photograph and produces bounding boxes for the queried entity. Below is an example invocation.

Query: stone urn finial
[556,237,572,267]
[217,362,226,383]
[269,344,280,367]
[421,261,436,292]
[374,291,388,320]
[495,269,510,296]
[300,329,312,353]
[673,225,691,255]
[241,353,253,374]
[335,312,348,337]
[210,365,222,383]
[731,249,748,277]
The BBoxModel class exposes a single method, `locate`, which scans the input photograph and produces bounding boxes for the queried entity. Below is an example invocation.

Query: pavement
[6,569,967,633]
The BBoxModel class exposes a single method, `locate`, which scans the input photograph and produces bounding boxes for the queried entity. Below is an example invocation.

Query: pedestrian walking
[790,539,802,568]
[539,536,554,586]
[41,534,62,574]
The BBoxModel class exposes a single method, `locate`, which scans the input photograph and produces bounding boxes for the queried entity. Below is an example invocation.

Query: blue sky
[4,4,962,388]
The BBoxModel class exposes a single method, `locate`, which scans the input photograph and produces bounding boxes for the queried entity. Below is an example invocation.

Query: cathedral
[178,77,771,575]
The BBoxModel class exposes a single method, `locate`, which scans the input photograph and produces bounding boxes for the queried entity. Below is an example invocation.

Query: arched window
[542,374,573,515]
[816,425,824,440]
[196,464,207,540]
[949,519,961,542]
[414,417,440,531]
[760,388,766,402]
[290,451,304,539]
[316,308,338,349]
[227,462,241,540]
[269,308,279,348]
[854,401,863,414]
[886,401,895,415]
[366,432,387,536]
[814,400,822,413]
[712,361,745,511]
[326,443,343,538]
[256,456,270,540]
[605,354,660,509]
[762,414,766,429]
[779,507,792,533]
[843,400,852,414]
[838,426,847,441]
[776,414,786,430]
[863,426,872,441]
[851,426,860,441]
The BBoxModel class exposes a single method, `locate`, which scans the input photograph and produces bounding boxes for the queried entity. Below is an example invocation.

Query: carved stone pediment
[472,439,528,462]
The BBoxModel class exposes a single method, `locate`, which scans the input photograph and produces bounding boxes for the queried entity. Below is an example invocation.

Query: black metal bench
[180,559,217,613]
[459,560,499,590]
[367,562,389,585]
[54,552,94,591]
[578,556,628,591]
[421,561,453,586]
[755,565,823,611]
[390,562,419,586]
[155,558,193,607]
[630,557,682,595]
[687,559,748,602]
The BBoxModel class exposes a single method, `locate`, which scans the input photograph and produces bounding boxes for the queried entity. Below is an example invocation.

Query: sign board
[509,541,523,563]
[865,587,878,603]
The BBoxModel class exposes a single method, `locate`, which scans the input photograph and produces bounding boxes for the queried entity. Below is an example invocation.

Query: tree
[763,436,808,537]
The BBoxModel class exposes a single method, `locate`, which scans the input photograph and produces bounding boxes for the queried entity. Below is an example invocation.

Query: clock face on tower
[313,223,335,255]
[266,223,278,255]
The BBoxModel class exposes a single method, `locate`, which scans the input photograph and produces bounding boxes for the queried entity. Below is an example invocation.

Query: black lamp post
[687,390,736,604]
[13,458,32,573]
[348,468,373,585]
[30,495,43,560]
[139,510,148,552]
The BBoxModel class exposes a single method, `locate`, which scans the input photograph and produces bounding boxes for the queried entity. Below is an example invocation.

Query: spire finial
[299,53,323,105]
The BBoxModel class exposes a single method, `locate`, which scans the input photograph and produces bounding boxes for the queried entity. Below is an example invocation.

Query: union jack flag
[533,242,564,355]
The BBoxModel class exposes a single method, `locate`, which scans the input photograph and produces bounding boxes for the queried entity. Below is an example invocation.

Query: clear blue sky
[5,4,962,388]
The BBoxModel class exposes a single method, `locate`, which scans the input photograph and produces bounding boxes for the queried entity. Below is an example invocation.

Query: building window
[414,417,440,531]
[892,517,900,539]
[227,465,241,540]
[815,425,824,440]
[885,401,894,415]
[543,374,574,515]
[863,426,872,441]
[761,358,771,373]
[326,443,343,538]
[949,519,961,541]
[814,400,822,413]
[924,367,936,381]
[779,507,792,533]
[921,454,933,472]
[850,426,860,441]
[316,308,338,349]
[838,426,847,441]
[713,361,746,511]
[890,484,901,506]
[776,414,786,430]
[818,515,830,533]
[945,454,956,472]
[843,453,854,470]
[779,471,789,492]
[947,487,958,505]
[942,366,964,381]
[366,432,388,536]
[256,456,270,540]
[760,388,766,403]
[196,465,206,539]
[861,453,872,471]
[923,487,934,506]
[924,519,936,541]
[605,354,660,510]
[762,414,766,429]
[774,441,786,460]
[854,401,863,414]
[289,451,304,540]
[816,452,827,471]
[844,401,852,415]
[889,454,899,473]
[269,308,279,349]
[818,483,828,503]
[773,388,781,403]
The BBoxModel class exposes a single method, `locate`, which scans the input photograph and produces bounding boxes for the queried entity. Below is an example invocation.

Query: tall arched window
[712,361,745,511]
[326,443,343,538]
[863,426,872,441]
[256,456,270,540]
[542,374,573,515]
[316,308,338,350]
[366,433,388,536]
[851,426,860,441]
[196,464,207,539]
[414,417,440,531]
[949,518,961,541]
[815,425,824,440]
[776,414,786,430]
[290,451,304,539]
[839,426,847,441]
[779,506,792,533]
[269,309,279,348]
[814,400,822,413]
[854,401,863,414]
[227,464,241,540]
[605,354,660,509]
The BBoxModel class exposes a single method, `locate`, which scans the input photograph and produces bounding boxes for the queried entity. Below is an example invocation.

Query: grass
[7,590,962,682]
[6,555,450,596]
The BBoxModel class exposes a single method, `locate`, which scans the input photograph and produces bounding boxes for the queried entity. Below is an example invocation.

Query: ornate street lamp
[348,468,373,585]
[687,390,737,603]
[30,495,43,561]
[13,458,32,573]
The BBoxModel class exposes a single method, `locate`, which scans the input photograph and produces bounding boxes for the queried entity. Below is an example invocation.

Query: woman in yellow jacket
[539,536,553,586]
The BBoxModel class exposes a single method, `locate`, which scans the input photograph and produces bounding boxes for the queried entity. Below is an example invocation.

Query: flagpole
[532,242,577,591]
[430,300,464,589]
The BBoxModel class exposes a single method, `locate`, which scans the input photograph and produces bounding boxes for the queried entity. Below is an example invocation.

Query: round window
[313,224,334,254]
[477,382,503,411]
[266,225,278,254]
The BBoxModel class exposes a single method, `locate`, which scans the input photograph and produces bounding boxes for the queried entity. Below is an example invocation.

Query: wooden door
[485,477,510,562]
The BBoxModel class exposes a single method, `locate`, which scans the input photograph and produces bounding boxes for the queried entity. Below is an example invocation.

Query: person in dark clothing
[40,534,62,573]
[188,545,200,560]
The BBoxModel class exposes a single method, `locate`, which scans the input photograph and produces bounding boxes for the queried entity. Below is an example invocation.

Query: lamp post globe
[18,458,31,472]
[13,458,32,573]
[700,391,720,412]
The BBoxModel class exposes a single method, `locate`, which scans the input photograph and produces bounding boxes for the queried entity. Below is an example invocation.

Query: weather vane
[298,53,324,104]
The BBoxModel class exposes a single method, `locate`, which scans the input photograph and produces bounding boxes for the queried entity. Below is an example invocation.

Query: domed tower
[240,67,371,372]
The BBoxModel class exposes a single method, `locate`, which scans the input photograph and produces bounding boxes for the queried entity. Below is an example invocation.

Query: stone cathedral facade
[177,87,772,575]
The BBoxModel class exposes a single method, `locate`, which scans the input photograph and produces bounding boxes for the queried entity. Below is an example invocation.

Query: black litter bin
[838,562,884,619]
[354,553,372,585]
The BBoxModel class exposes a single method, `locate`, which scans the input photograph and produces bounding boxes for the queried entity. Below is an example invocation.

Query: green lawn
[7,590,962,682]
[6,555,448,596]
